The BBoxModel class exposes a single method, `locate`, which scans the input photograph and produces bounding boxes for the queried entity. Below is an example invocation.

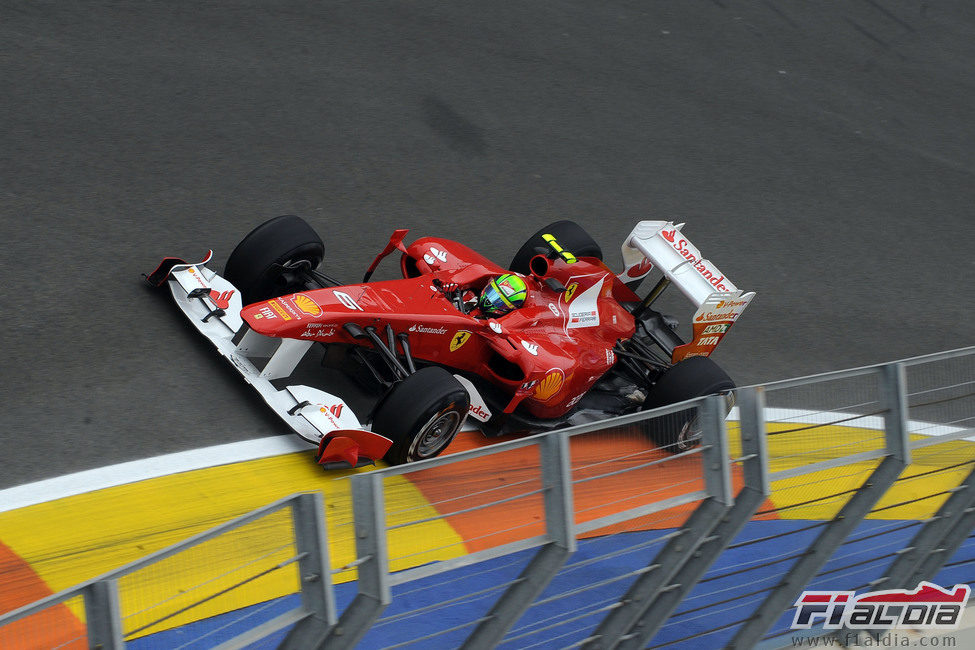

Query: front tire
[372,367,470,465]
[224,215,324,304]
[642,356,736,453]
[509,220,602,275]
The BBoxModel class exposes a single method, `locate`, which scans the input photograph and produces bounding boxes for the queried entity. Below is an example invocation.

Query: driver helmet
[479,273,528,316]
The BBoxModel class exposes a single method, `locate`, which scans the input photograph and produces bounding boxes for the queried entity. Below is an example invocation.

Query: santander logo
[625,258,654,278]
[661,227,732,293]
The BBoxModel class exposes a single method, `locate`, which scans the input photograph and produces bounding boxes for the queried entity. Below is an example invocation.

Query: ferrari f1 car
[147,217,754,467]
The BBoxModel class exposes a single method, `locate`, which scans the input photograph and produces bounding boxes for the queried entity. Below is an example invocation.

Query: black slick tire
[224,215,324,304]
[509,220,602,274]
[372,367,470,465]
[642,356,736,453]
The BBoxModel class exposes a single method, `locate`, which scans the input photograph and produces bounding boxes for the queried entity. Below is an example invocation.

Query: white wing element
[620,220,750,308]
[619,221,756,362]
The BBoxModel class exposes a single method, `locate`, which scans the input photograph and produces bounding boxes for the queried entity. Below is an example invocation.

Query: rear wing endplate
[619,220,756,362]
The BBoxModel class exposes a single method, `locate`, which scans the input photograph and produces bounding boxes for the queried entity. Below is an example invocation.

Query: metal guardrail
[1,346,972,649]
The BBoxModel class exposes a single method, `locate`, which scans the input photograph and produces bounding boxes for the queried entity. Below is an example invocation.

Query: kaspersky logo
[791,582,971,630]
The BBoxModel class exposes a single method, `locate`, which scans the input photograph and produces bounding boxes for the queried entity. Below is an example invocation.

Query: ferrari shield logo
[450,330,472,352]
[564,282,579,303]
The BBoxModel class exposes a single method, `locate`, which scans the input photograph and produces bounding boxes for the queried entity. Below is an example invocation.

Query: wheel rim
[676,417,701,451]
[410,409,462,459]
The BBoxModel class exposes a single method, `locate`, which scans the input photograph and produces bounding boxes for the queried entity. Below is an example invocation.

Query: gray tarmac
[2,1,973,489]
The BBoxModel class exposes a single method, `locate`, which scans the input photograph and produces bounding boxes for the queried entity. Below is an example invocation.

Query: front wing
[146,255,392,466]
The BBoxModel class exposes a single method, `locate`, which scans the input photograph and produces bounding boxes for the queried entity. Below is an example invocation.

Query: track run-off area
[1,410,971,647]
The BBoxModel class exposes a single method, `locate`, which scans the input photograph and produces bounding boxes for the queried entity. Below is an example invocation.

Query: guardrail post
[85,579,124,649]
[461,431,576,650]
[700,394,733,506]
[582,393,742,649]
[605,388,770,649]
[880,362,911,464]
[280,492,336,649]
[727,366,911,648]
[317,473,390,650]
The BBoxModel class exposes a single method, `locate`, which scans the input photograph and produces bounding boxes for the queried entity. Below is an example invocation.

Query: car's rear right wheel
[642,356,736,453]
[509,220,602,274]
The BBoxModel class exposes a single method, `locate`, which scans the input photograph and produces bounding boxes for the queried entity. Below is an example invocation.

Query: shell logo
[534,369,565,402]
[293,294,322,317]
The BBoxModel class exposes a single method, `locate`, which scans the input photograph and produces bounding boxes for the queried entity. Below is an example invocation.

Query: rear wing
[618,221,755,362]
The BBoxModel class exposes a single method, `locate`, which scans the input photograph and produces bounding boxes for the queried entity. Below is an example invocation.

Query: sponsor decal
[696,310,740,322]
[186,266,209,289]
[489,321,503,334]
[469,404,491,421]
[698,335,720,346]
[567,279,603,329]
[660,227,732,292]
[569,310,598,328]
[333,291,364,311]
[533,369,565,401]
[605,348,615,365]
[564,282,579,303]
[547,303,560,317]
[423,254,435,265]
[409,324,448,335]
[301,327,336,338]
[293,294,322,317]
[267,300,292,321]
[450,330,472,352]
[702,323,730,335]
[625,257,654,279]
[565,392,586,409]
[208,289,234,309]
[791,582,971,631]
[319,403,344,418]
[521,341,539,356]
[258,305,277,320]
[428,246,448,262]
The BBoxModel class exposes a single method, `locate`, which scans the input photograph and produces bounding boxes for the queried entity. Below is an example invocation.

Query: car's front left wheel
[224,215,324,304]
[372,367,470,465]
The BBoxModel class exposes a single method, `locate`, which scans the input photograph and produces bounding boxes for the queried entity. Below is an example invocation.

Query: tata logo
[450,330,472,352]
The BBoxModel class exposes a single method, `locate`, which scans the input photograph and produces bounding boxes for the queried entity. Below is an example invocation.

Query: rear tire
[224,215,324,304]
[509,220,602,274]
[642,356,735,453]
[372,367,470,465]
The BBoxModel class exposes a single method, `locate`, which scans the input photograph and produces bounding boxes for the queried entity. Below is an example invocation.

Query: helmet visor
[480,283,513,315]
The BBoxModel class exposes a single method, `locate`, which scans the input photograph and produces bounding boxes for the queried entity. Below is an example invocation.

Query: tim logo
[791,582,971,630]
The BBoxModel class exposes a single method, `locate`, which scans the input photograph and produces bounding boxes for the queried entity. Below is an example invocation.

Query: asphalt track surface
[2,1,975,489]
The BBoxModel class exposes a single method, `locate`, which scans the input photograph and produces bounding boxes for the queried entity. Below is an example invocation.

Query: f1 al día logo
[792,582,971,630]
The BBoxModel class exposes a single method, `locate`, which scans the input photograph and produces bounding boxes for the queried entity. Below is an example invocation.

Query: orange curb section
[413,430,777,553]
[0,540,85,650]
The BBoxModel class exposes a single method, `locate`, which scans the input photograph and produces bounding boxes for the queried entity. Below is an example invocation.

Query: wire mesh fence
[0,591,87,650]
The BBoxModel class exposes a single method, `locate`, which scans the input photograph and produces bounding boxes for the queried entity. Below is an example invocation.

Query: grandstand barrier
[0,347,972,649]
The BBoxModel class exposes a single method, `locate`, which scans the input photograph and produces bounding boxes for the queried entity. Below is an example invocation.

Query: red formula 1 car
[147,217,754,467]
